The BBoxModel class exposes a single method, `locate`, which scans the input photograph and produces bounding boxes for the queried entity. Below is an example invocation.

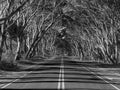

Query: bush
[0,60,18,71]
[0,50,19,71]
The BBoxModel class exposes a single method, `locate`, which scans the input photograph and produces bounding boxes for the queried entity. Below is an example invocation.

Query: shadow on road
[0,57,120,89]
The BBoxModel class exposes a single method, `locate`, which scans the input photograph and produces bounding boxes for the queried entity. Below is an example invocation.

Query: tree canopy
[0,0,120,68]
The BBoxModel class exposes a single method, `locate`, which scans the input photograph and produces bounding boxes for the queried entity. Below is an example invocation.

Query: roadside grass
[16,56,56,71]
[97,63,120,68]
[0,60,18,71]
[78,61,120,68]
[77,60,120,75]
[0,51,18,71]
[0,50,47,71]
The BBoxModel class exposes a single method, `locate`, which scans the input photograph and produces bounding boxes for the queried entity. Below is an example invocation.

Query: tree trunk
[14,37,20,62]
[25,18,54,59]
[0,35,5,61]
[0,24,5,61]
[10,39,13,51]
[25,35,39,59]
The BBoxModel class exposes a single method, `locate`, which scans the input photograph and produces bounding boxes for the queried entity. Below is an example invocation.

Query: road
[0,56,120,90]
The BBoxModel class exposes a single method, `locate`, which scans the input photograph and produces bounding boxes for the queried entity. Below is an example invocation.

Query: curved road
[0,57,120,90]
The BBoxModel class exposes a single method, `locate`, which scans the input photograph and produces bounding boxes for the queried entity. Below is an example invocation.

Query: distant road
[0,56,120,90]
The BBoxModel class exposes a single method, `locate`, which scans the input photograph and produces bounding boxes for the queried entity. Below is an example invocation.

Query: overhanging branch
[0,0,29,22]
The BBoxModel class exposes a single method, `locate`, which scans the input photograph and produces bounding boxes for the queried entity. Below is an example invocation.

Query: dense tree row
[0,0,120,68]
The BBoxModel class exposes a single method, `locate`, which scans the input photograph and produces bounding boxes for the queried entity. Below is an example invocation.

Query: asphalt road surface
[0,56,120,90]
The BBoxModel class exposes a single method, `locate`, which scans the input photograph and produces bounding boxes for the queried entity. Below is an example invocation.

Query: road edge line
[83,67,120,90]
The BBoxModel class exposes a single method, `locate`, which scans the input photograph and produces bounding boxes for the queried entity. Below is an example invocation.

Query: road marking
[58,67,62,89]
[58,57,65,90]
[0,59,52,89]
[73,59,120,90]
[83,67,120,90]
[1,70,33,89]
[1,79,19,88]
[62,58,65,89]
[1,71,33,88]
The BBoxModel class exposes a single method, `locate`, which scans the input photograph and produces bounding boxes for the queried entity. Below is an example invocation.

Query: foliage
[0,0,120,70]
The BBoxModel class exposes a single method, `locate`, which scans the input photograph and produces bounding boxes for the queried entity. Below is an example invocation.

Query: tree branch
[0,0,29,22]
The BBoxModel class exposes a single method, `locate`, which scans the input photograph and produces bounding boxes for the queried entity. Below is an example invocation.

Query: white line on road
[83,67,120,90]
[1,59,52,89]
[1,79,19,88]
[58,57,65,90]
[1,70,33,89]
[62,58,65,89]
[58,67,62,89]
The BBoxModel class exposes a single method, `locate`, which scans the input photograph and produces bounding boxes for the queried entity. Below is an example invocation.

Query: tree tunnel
[0,0,120,66]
